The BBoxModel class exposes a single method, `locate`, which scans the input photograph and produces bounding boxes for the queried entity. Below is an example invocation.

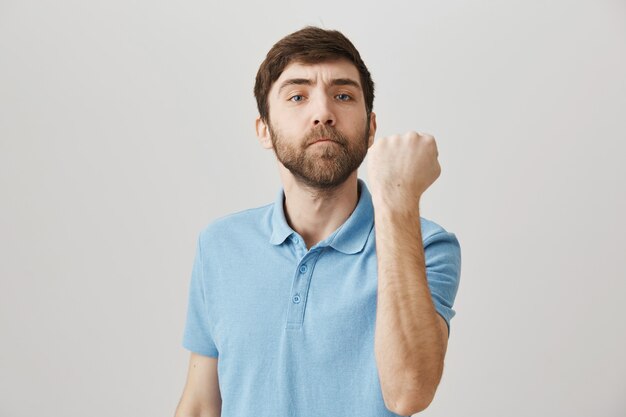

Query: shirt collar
[269,178,374,255]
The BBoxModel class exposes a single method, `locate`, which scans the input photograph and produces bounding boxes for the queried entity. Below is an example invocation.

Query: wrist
[372,197,421,219]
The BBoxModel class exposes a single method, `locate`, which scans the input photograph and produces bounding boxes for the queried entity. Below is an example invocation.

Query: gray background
[1,0,625,416]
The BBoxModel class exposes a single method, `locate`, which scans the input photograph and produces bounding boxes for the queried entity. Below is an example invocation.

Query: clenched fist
[367,131,441,208]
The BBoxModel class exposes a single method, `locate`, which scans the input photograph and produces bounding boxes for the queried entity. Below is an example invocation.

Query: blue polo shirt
[182,178,461,417]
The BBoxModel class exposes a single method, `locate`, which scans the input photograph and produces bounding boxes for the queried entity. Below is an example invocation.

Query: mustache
[304,125,347,146]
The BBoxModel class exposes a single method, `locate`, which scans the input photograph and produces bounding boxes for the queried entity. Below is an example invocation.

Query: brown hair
[254,26,375,124]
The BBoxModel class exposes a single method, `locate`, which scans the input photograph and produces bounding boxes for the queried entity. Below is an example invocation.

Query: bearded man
[174,25,462,417]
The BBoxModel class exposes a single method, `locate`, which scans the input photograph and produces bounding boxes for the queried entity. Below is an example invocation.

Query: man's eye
[289,95,304,102]
[336,93,352,101]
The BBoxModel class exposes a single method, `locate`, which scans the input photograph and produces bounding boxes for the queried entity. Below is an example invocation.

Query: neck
[280,169,360,250]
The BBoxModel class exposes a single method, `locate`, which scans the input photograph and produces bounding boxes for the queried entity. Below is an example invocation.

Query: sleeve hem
[182,342,219,358]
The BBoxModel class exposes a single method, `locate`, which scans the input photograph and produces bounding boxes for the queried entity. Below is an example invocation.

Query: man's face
[260,59,375,190]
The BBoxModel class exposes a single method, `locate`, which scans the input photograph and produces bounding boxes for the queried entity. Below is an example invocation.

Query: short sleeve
[424,231,462,338]
[182,235,219,357]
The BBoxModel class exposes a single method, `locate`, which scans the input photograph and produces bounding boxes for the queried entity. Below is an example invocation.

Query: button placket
[286,252,321,329]
[291,235,307,258]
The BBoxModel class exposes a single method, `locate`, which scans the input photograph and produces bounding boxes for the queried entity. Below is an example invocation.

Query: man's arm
[367,131,448,416]
[174,353,222,417]
[373,202,447,416]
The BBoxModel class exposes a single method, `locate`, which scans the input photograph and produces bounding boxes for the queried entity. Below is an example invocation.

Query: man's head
[254,26,375,125]
[253,26,377,190]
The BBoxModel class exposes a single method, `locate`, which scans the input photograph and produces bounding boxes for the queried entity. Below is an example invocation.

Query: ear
[367,111,377,148]
[255,116,274,150]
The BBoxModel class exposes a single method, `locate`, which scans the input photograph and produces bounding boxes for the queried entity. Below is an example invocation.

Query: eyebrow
[277,78,361,95]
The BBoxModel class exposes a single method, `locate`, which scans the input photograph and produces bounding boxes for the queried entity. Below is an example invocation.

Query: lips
[311,138,333,145]
[306,128,342,146]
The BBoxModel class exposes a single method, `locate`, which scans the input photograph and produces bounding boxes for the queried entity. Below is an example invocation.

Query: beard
[268,118,370,190]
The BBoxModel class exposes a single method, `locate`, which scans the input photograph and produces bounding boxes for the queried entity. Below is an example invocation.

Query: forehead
[272,59,361,90]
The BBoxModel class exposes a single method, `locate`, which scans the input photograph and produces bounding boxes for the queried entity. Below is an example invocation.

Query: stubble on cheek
[269,121,369,188]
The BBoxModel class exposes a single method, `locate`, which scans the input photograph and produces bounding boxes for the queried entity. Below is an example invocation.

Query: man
[174,26,461,417]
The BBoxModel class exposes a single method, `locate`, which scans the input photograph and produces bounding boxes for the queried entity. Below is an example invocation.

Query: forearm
[373,199,444,415]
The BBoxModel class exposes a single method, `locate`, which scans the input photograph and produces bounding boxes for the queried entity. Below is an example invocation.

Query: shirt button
[292,236,300,244]
[292,294,301,303]
[299,264,308,274]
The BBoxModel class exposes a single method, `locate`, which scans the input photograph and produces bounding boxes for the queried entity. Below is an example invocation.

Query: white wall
[1,0,624,415]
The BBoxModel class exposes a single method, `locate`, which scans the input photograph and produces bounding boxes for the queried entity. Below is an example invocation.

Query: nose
[311,94,336,128]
